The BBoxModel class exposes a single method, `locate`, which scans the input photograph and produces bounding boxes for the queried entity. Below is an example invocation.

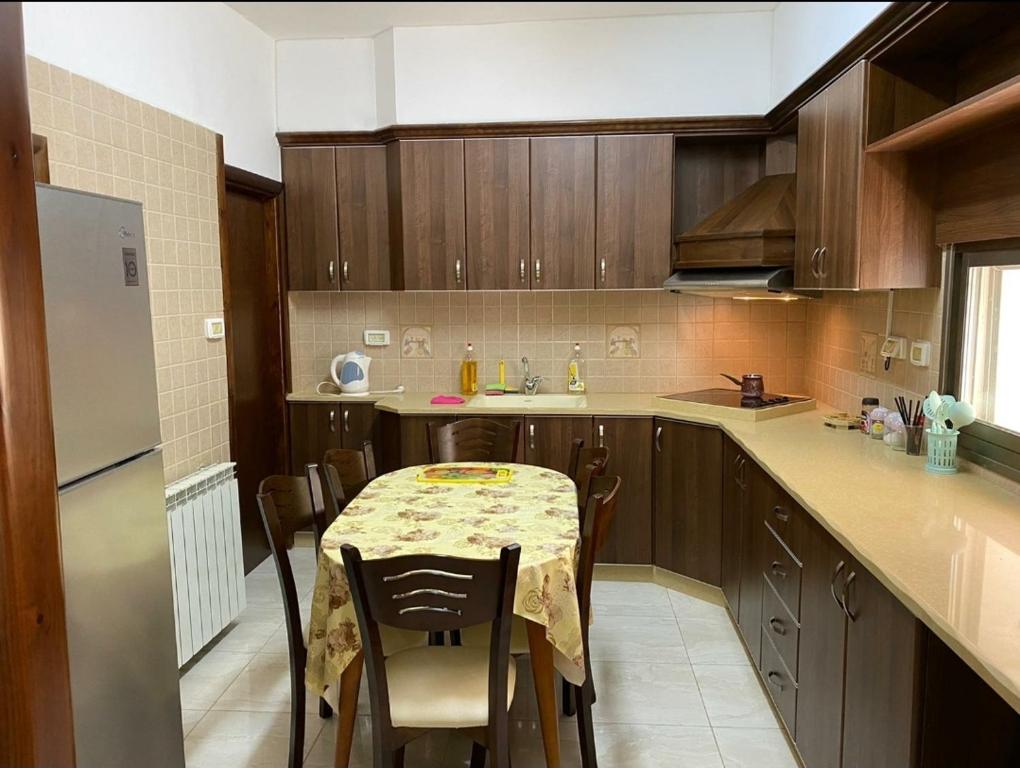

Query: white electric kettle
[330,351,371,395]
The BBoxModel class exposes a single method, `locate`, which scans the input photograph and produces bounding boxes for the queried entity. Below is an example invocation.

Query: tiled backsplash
[28,56,229,484]
[803,288,943,414]
[289,290,807,396]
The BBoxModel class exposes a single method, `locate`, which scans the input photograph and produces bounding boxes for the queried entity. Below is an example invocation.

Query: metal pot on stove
[720,373,766,400]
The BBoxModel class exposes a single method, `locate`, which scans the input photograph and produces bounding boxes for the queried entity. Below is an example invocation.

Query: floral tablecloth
[305,463,585,695]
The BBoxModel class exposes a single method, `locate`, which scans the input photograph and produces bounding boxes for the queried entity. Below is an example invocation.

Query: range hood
[665,173,813,299]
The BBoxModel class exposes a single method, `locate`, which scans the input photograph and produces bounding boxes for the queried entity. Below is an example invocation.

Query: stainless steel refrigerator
[36,184,185,768]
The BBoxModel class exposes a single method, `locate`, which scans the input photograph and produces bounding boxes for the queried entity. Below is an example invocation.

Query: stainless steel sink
[467,394,588,409]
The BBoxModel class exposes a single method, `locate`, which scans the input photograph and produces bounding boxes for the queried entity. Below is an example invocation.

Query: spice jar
[861,397,879,434]
[869,406,890,439]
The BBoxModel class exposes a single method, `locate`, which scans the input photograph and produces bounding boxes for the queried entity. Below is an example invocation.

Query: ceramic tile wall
[803,288,943,414]
[27,56,229,484]
[289,290,807,396]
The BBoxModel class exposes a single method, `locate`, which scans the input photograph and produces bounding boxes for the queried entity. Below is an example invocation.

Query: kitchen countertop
[288,389,1020,712]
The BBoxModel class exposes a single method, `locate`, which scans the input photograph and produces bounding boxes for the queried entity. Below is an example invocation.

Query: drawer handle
[329,409,336,433]
[768,616,786,636]
[455,259,462,284]
[328,260,336,283]
[767,671,785,692]
[772,506,790,524]
[842,570,857,622]
[343,408,350,433]
[529,423,536,450]
[520,258,526,283]
[343,260,349,283]
[830,560,846,610]
[600,257,607,284]
[535,258,542,283]
[655,426,662,453]
[770,561,787,579]
[598,424,605,448]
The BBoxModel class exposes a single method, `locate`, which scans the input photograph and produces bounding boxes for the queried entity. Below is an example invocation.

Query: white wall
[769,1,891,108]
[22,1,279,179]
[373,29,397,128]
[276,39,377,131]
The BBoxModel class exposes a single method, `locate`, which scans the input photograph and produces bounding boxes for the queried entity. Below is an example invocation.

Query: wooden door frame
[0,3,77,764]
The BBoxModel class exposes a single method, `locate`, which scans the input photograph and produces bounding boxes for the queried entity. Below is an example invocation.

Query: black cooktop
[659,388,812,409]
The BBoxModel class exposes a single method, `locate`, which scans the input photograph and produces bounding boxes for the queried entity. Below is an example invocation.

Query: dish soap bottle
[567,343,586,393]
[460,343,478,396]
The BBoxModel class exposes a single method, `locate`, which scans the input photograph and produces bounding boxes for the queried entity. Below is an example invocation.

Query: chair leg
[319,697,333,719]
[469,741,487,768]
[575,682,597,768]
[289,669,306,768]
[562,677,576,717]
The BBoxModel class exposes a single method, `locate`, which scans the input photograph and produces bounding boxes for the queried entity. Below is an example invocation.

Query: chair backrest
[576,475,622,649]
[322,441,377,518]
[427,418,521,463]
[568,445,610,486]
[575,457,608,525]
[342,543,521,732]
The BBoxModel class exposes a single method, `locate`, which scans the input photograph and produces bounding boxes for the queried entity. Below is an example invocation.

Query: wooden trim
[0,4,77,765]
[277,116,772,146]
[216,135,237,474]
[31,133,49,183]
[225,164,282,198]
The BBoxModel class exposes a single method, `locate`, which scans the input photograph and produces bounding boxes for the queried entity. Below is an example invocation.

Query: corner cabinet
[794,61,939,290]
[387,139,467,290]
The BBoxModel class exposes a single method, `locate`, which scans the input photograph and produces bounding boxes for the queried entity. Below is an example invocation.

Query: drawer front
[763,525,802,620]
[761,630,797,735]
[765,494,804,559]
[762,577,800,680]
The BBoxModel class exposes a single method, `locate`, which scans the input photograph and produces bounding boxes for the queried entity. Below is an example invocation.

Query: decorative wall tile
[608,325,641,358]
[28,56,228,484]
[400,326,433,358]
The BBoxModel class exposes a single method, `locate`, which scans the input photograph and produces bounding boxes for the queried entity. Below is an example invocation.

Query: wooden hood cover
[673,173,796,269]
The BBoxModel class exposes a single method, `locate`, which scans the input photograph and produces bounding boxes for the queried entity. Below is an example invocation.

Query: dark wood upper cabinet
[653,419,722,584]
[721,437,747,612]
[465,138,530,290]
[794,61,939,290]
[388,139,467,290]
[596,134,673,288]
[592,417,652,564]
[524,416,593,475]
[282,147,339,291]
[530,136,595,289]
[335,145,391,290]
[289,402,341,473]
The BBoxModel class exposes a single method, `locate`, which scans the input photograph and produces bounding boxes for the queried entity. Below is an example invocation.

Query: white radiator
[165,463,246,667]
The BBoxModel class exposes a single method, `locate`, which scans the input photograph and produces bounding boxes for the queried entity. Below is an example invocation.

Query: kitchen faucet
[521,357,544,395]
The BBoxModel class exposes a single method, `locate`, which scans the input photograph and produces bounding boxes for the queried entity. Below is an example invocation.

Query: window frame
[941,242,1020,482]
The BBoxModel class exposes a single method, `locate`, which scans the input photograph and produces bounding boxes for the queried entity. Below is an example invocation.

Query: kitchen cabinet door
[795,516,850,768]
[524,417,594,475]
[592,417,653,564]
[397,415,456,467]
[338,402,380,451]
[653,419,723,584]
[289,403,341,473]
[389,140,467,290]
[282,147,339,291]
[737,460,779,666]
[465,138,530,290]
[794,91,826,290]
[335,146,391,290]
[478,416,525,463]
[530,136,595,289]
[841,561,925,768]
[596,134,673,289]
[721,438,747,612]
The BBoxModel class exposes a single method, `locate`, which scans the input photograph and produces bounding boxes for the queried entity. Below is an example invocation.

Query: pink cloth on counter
[430,395,465,405]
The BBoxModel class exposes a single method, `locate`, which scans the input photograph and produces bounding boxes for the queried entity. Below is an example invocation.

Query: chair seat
[385,646,517,729]
[460,616,530,655]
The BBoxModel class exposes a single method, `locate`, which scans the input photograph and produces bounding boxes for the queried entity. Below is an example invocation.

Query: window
[943,246,1020,481]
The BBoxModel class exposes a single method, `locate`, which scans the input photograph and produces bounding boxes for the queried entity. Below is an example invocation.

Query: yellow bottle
[568,342,585,393]
[460,343,478,396]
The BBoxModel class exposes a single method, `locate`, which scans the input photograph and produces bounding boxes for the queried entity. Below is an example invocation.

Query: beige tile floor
[180,547,800,767]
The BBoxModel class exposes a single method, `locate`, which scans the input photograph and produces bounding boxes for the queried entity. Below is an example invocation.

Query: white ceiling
[228,1,778,40]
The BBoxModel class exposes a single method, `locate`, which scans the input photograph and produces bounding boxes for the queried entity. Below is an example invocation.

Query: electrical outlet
[859,332,878,374]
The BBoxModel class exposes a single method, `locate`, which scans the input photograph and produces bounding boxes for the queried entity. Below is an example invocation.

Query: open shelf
[866,72,1020,153]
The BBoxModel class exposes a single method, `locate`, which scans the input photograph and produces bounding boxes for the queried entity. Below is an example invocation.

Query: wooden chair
[427,418,521,463]
[255,469,333,768]
[571,474,622,767]
[341,543,522,768]
[567,443,610,516]
[321,441,377,519]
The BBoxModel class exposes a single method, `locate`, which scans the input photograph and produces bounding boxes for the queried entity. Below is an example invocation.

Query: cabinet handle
[736,456,746,487]
[600,258,607,284]
[768,616,786,636]
[598,424,605,448]
[842,570,857,622]
[809,247,820,279]
[818,247,828,279]
[520,258,526,283]
[529,423,536,451]
[535,259,542,283]
[770,560,787,579]
[328,260,336,283]
[766,671,786,692]
[343,408,350,433]
[771,506,790,525]
[329,409,336,433]
[342,260,349,283]
[455,259,462,284]
[654,426,663,453]
[830,560,846,610]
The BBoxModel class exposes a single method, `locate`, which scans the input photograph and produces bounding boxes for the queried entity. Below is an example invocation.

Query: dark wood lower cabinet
[338,402,380,450]
[653,419,722,584]
[289,403,341,473]
[524,416,593,474]
[721,438,747,612]
[592,417,653,564]
[737,460,778,665]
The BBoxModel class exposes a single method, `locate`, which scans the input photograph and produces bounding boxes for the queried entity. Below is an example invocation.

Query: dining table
[305,462,586,768]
